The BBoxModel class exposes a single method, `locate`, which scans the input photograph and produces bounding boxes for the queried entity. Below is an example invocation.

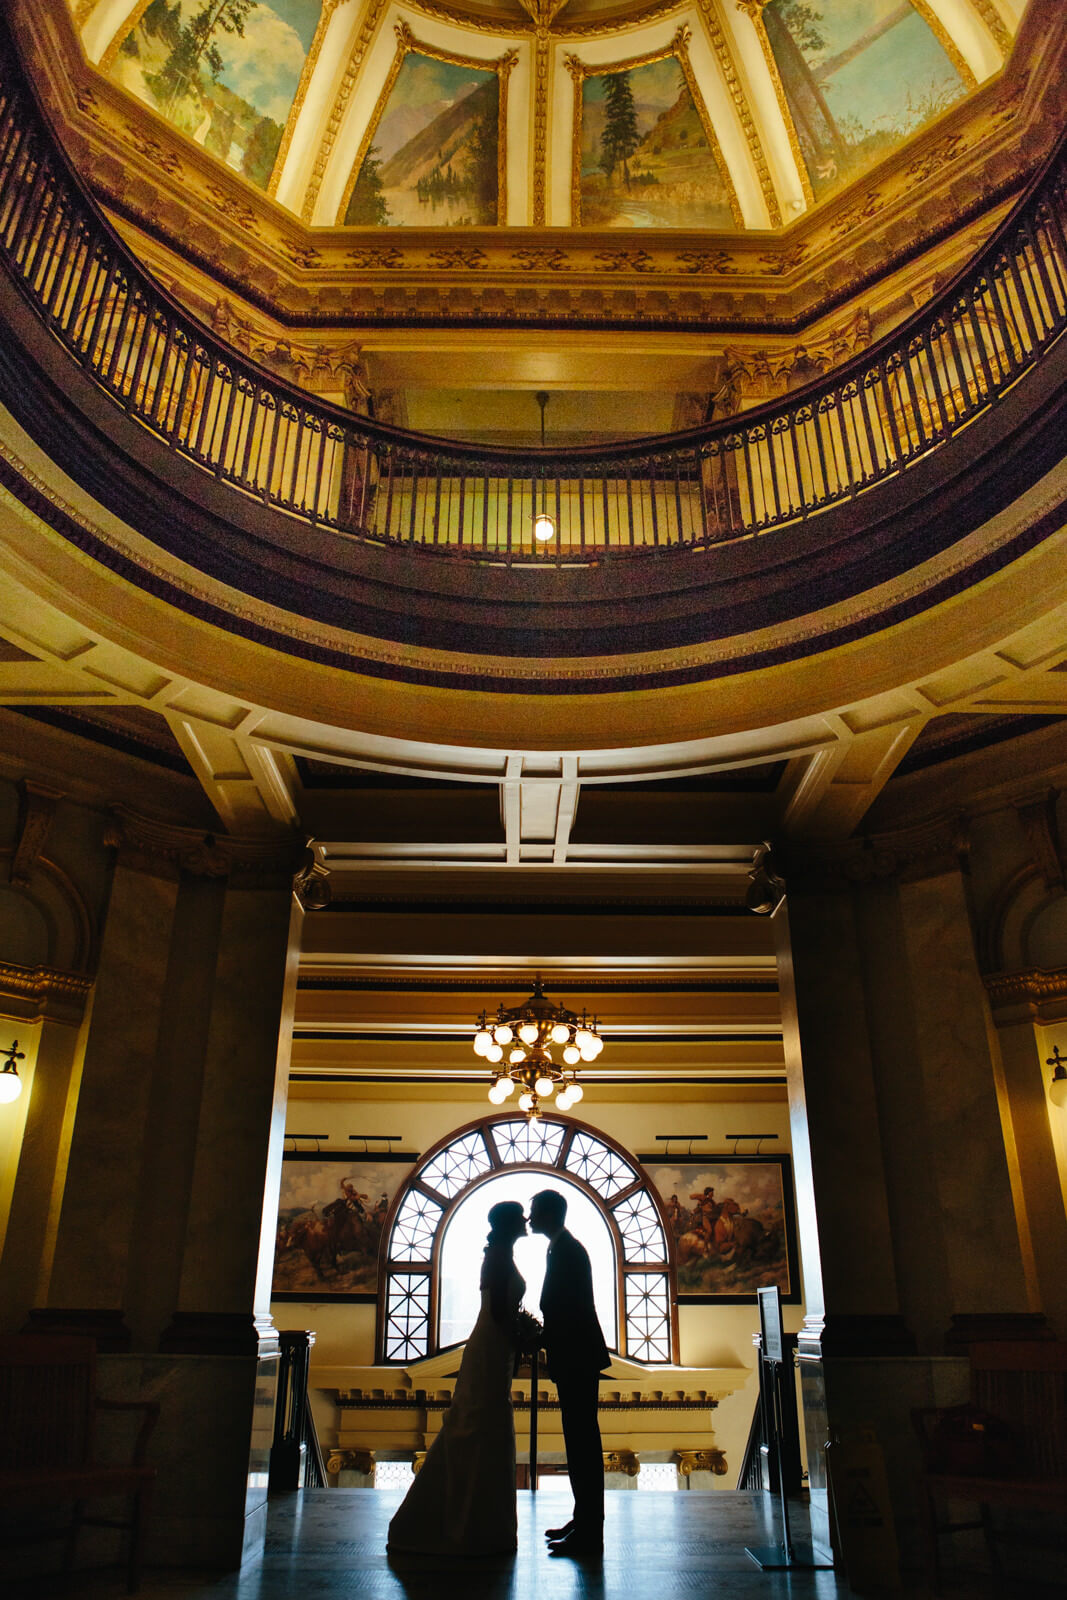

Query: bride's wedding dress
[387,1257,524,1557]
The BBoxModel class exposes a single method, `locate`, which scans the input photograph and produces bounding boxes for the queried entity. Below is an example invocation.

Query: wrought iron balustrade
[0,31,1065,566]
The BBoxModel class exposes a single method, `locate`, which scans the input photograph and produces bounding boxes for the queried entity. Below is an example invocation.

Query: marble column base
[23,1306,132,1350]
[95,1350,279,1569]
[943,1311,1053,1352]
[799,1352,969,1569]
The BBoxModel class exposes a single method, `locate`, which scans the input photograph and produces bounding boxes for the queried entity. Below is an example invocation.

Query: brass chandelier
[473,976,604,1119]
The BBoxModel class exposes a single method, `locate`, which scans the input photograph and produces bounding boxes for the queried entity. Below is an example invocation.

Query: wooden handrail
[0,22,1065,564]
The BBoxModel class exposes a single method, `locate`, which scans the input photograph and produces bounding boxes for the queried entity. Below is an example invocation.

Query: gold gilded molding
[0,959,93,1015]
[677,1447,728,1475]
[695,0,781,225]
[726,0,813,209]
[269,0,345,199]
[335,22,516,227]
[604,1449,640,1476]
[984,966,1067,1017]
[303,0,390,223]
[533,29,551,225]
[73,0,100,25]
[971,0,1013,59]
[97,1,153,75]
[909,0,979,89]
[567,26,743,229]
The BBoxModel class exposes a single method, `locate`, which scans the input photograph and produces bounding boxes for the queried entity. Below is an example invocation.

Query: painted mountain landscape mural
[107,0,319,189]
[763,0,969,201]
[346,53,499,227]
[580,58,733,229]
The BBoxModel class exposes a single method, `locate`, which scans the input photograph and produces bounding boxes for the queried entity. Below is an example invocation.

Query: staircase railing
[0,23,1065,565]
[270,1330,327,1491]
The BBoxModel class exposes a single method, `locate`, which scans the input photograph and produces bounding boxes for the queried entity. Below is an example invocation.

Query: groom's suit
[540,1228,611,1536]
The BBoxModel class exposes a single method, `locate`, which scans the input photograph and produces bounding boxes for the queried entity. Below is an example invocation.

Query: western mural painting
[345,53,499,227]
[762,0,970,201]
[579,57,734,229]
[641,1155,799,1301]
[272,1154,410,1300]
[107,0,321,188]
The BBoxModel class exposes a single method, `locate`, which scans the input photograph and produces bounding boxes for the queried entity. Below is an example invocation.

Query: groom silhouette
[530,1188,611,1559]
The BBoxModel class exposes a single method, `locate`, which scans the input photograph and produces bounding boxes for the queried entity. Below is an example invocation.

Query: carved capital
[603,1448,640,1477]
[676,1447,728,1476]
[413,1450,427,1475]
[105,807,305,888]
[10,780,63,888]
[326,1448,375,1476]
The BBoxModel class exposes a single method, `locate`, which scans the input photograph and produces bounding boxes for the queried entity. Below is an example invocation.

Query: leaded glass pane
[625,1272,671,1363]
[384,1272,430,1362]
[491,1119,566,1167]
[419,1129,493,1198]
[613,1190,667,1262]
[388,1189,443,1262]
[564,1130,637,1199]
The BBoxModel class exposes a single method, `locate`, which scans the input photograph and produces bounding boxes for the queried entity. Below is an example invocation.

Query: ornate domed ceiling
[74,0,1023,228]
[18,1,1055,441]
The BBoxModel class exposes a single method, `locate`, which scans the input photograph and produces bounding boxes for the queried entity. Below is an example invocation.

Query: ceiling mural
[103,0,320,189]
[758,0,973,202]
[66,0,1027,229]
[572,40,739,229]
[341,30,513,227]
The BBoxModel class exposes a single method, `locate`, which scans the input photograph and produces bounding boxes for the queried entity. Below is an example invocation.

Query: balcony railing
[0,31,1065,566]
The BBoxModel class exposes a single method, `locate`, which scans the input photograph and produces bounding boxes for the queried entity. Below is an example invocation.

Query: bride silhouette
[387,1200,528,1557]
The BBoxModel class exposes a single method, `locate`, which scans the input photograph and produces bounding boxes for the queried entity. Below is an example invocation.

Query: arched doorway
[378,1114,678,1365]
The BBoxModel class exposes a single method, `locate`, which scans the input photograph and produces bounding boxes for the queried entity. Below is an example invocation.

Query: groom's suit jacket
[539,1228,611,1381]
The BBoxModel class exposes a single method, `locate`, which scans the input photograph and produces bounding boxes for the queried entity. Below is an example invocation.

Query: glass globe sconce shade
[0,1068,22,1104]
[533,512,556,543]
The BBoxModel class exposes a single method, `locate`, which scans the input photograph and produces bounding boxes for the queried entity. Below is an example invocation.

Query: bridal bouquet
[513,1308,543,1356]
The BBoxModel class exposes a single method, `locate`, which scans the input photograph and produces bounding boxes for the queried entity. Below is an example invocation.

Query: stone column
[895,869,1034,1347]
[35,836,184,1348]
[148,855,303,1569]
[26,810,308,1570]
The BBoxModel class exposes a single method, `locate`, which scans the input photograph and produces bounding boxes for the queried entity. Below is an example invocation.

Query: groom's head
[529,1189,567,1238]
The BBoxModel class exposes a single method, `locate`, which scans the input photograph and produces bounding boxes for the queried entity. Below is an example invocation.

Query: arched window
[378,1115,677,1365]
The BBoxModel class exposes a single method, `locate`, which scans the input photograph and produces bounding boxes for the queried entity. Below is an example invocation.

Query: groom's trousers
[554,1370,604,1533]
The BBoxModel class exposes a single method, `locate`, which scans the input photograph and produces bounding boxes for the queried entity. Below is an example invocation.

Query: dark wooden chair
[912,1341,1067,1591]
[0,1334,159,1592]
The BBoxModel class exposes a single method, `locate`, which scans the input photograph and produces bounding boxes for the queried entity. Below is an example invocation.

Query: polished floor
[10,1489,1049,1599]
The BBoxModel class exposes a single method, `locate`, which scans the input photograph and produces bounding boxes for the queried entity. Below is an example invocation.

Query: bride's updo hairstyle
[486,1200,525,1247]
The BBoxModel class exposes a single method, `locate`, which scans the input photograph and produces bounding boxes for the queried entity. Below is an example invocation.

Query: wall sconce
[0,1040,25,1103]
[1047,1044,1067,1109]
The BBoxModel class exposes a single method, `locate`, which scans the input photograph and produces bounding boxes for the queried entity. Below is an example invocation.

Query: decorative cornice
[0,959,93,1018]
[783,815,970,890]
[104,806,305,886]
[983,966,1067,1017]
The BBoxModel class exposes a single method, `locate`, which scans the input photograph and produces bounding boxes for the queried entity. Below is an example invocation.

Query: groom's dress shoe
[547,1531,603,1560]
[544,1520,574,1541]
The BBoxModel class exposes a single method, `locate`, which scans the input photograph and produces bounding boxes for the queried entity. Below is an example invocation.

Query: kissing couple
[387,1189,611,1561]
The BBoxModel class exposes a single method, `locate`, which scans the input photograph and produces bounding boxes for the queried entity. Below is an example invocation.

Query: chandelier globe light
[474,975,603,1120]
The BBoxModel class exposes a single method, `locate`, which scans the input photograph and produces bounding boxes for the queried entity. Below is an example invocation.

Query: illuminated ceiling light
[473,977,604,1121]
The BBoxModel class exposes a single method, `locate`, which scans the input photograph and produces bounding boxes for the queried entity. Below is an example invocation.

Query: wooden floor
[9,1488,1045,1598]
